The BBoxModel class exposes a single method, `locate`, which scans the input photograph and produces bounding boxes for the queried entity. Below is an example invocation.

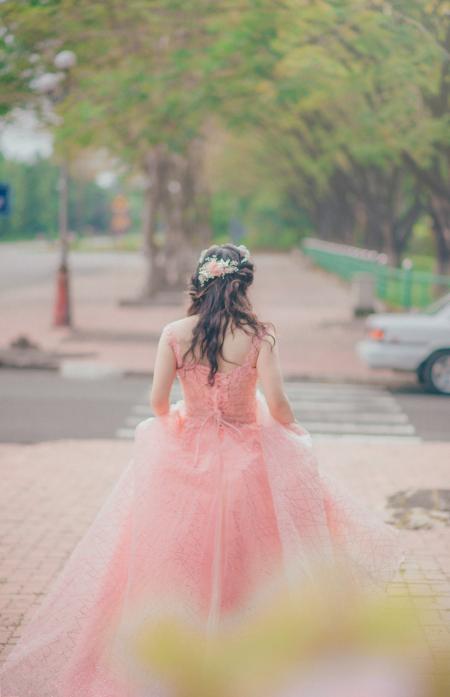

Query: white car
[357,293,450,394]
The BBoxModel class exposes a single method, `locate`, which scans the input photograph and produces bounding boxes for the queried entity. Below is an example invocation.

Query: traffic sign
[0,183,10,215]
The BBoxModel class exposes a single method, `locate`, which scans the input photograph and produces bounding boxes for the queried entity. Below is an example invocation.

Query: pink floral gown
[0,327,400,697]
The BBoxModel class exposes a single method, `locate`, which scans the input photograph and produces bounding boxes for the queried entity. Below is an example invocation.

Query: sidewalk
[1,438,449,662]
[1,246,449,673]
[0,248,412,384]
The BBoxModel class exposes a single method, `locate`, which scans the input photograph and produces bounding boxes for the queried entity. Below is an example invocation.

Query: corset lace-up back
[165,327,262,425]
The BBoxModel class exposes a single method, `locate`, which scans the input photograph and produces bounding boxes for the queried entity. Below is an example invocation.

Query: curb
[0,354,418,390]
[127,369,415,390]
[60,361,124,380]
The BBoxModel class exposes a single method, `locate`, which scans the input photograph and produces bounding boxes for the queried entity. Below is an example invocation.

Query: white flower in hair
[198,255,240,286]
[237,244,250,262]
[198,248,209,264]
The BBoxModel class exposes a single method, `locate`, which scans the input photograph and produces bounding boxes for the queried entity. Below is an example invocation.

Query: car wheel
[423,351,450,395]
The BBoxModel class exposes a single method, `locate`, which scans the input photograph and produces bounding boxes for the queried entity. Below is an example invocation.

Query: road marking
[285,384,393,395]
[296,421,415,435]
[288,393,401,405]
[290,403,403,413]
[285,381,418,440]
[115,428,137,439]
[126,415,146,426]
[132,405,152,416]
[115,381,419,442]
[291,412,409,424]
[310,434,423,443]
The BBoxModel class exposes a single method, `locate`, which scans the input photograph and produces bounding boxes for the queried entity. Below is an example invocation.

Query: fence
[302,238,450,309]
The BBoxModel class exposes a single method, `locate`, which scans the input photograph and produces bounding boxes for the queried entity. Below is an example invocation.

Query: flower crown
[197,245,250,287]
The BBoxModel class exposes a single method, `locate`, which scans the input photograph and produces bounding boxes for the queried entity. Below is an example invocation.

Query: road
[1,369,449,444]
[0,242,143,292]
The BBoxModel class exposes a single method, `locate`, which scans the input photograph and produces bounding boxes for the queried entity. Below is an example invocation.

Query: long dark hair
[183,243,273,385]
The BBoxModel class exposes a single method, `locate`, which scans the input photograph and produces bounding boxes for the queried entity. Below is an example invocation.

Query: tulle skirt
[0,393,402,697]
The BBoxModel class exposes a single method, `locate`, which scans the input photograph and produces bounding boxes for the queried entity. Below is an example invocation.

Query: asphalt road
[0,369,449,444]
[0,243,143,292]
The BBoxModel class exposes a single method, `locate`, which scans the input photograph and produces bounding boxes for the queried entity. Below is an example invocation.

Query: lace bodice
[165,327,262,425]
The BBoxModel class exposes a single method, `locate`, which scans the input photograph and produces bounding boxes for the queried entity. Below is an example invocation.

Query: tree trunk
[356,167,421,264]
[403,150,449,275]
[161,151,192,290]
[312,197,335,240]
[430,195,450,276]
[140,140,211,297]
[364,214,384,251]
[328,171,356,244]
[140,147,164,298]
[189,139,212,248]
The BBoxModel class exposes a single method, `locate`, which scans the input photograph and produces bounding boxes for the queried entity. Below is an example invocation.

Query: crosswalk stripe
[288,400,403,412]
[289,412,409,423]
[297,422,415,435]
[115,428,137,439]
[288,394,401,405]
[285,385,390,396]
[115,381,419,442]
[311,434,423,443]
[286,386,388,395]
[286,381,417,440]
[132,405,152,415]
[126,415,147,426]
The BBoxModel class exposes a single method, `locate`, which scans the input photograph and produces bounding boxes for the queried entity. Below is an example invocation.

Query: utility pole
[33,49,77,327]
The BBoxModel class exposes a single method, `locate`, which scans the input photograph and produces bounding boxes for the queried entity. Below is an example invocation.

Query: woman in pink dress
[0,243,400,697]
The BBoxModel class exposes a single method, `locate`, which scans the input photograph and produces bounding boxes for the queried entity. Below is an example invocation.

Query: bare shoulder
[163,316,197,342]
[259,321,277,347]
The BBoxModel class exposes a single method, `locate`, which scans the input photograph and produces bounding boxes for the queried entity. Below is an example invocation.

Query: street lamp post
[54,160,71,326]
[52,50,76,328]
[33,50,76,327]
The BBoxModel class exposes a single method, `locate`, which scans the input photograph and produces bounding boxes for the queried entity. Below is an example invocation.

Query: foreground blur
[118,567,448,697]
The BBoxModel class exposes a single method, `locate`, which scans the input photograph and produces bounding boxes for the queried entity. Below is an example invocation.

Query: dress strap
[249,331,265,368]
[164,325,183,369]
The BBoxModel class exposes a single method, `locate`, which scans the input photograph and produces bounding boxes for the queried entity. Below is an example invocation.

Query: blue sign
[0,183,10,215]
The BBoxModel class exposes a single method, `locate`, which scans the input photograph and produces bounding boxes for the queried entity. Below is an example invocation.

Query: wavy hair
[183,243,274,385]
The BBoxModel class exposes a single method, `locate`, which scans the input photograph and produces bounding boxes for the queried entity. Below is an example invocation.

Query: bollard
[351,272,376,317]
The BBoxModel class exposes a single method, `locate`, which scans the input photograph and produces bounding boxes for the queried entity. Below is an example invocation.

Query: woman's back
[167,315,258,371]
[150,244,297,427]
[165,318,262,425]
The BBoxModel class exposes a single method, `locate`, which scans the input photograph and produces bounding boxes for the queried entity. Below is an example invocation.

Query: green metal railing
[302,238,450,309]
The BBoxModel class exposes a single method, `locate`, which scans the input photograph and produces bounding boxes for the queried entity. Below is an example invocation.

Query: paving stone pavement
[0,438,449,668]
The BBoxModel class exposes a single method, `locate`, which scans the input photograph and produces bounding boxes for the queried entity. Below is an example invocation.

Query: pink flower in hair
[197,255,240,286]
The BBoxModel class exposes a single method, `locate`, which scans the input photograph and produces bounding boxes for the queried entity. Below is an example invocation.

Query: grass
[409,255,435,273]
[380,277,436,310]
[303,245,449,310]
[69,232,142,253]
[0,232,143,253]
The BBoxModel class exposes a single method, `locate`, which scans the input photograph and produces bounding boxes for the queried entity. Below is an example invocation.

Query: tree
[1,0,448,271]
